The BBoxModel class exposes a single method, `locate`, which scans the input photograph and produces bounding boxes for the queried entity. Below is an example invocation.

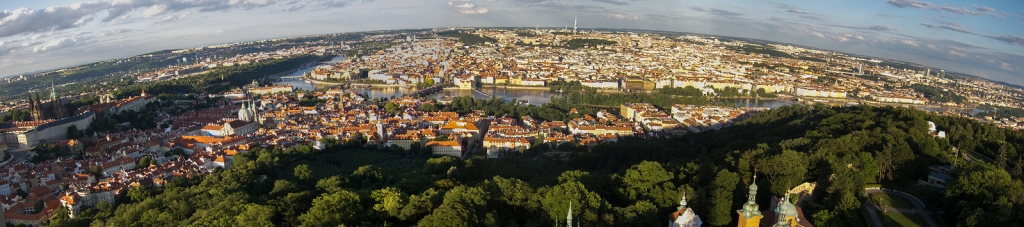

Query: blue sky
[1,0,1023,85]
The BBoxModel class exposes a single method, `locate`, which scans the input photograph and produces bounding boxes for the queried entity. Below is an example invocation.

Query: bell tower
[737,175,763,227]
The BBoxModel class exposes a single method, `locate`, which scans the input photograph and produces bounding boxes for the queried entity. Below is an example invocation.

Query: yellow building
[737,179,763,227]
[736,177,813,227]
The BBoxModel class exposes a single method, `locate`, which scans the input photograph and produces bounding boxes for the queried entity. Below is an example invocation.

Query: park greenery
[909,84,967,104]
[564,39,617,49]
[437,31,497,46]
[976,104,1024,119]
[44,99,1024,227]
[731,45,793,58]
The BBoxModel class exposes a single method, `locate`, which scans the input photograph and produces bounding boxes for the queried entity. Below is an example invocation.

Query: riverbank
[349,83,414,88]
[480,84,551,90]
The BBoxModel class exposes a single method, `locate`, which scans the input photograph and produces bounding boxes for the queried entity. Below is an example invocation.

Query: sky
[1,0,1023,85]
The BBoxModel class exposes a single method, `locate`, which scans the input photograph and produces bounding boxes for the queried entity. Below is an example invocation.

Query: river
[276,59,807,109]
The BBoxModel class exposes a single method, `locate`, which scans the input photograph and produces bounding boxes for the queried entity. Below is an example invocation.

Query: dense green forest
[437,31,497,46]
[47,102,1024,227]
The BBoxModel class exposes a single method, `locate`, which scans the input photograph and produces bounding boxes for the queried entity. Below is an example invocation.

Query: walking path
[863,188,939,227]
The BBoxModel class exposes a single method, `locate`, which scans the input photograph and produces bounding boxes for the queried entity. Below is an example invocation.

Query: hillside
[49,104,1024,227]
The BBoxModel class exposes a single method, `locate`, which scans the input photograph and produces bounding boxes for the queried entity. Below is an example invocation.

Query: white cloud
[33,36,81,53]
[885,0,1002,18]
[610,14,641,20]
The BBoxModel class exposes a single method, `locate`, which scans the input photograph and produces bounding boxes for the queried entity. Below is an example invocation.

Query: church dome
[744,202,760,212]
[776,199,798,217]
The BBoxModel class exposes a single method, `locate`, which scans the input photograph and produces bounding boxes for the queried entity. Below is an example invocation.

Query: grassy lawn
[871,193,914,209]
[880,210,929,227]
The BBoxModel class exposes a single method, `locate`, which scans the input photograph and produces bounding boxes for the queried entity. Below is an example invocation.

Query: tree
[33,199,44,214]
[315,176,344,193]
[66,125,80,139]
[1013,157,1023,178]
[293,164,313,181]
[542,181,610,226]
[945,162,1024,226]
[384,102,399,114]
[996,144,1009,169]
[755,149,808,195]
[621,161,676,206]
[372,187,406,217]
[299,190,361,227]
[235,204,275,227]
[614,200,659,226]
[709,169,739,226]
[875,136,915,182]
[127,186,153,203]
[399,188,443,221]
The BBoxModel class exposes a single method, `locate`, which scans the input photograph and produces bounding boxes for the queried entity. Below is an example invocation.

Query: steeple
[566,201,573,227]
[573,16,577,34]
[736,174,763,227]
[773,194,792,227]
[678,192,688,210]
[50,80,57,100]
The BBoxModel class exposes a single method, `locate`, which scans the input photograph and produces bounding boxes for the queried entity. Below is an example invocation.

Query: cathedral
[26,87,71,121]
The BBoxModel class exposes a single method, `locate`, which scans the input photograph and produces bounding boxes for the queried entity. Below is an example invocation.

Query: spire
[678,192,688,210]
[739,173,762,218]
[773,194,791,227]
[50,80,57,100]
[566,201,573,226]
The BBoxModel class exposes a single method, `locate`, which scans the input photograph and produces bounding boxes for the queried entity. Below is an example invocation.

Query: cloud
[988,35,1024,46]
[0,2,111,38]
[593,0,630,6]
[835,24,900,32]
[920,20,976,35]
[866,25,898,31]
[975,5,995,13]
[919,20,1024,46]
[0,0,340,39]
[33,36,81,53]
[885,0,1002,18]
[449,2,488,15]
[774,3,824,20]
[690,7,741,17]
[609,14,641,20]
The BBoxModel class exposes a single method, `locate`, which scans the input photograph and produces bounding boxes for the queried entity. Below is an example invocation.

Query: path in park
[864,188,939,227]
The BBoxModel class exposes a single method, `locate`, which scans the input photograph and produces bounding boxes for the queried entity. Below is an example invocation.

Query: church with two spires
[669,176,814,227]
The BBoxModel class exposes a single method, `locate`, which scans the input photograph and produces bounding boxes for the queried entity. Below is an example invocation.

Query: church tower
[669,193,702,227]
[30,93,44,121]
[27,95,37,121]
[774,194,800,227]
[737,176,763,227]
[566,201,574,227]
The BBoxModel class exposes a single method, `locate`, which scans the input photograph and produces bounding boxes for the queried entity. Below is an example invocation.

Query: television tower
[573,16,577,34]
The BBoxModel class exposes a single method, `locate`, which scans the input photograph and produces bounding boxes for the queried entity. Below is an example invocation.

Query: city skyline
[1,0,1024,85]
